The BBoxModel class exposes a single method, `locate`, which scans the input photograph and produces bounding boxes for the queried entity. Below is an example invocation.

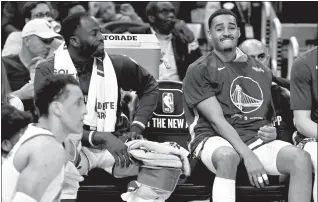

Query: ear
[1,140,13,153]
[70,36,80,48]
[23,37,31,46]
[25,18,30,24]
[50,101,63,117]
[148,15,156,24]
[237,27,241,38]
[207,30,212,40]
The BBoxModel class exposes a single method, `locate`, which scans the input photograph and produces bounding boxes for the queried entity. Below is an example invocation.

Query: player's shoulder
[294,46,317,70]
[187,51,218,74]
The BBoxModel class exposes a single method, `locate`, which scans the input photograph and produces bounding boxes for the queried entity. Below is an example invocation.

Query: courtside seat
[77,80,288,202]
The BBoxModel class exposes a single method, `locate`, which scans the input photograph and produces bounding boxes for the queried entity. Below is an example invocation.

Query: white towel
[54,43,118,133]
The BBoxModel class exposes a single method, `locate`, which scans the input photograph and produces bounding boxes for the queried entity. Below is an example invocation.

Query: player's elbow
[294,116,310,135]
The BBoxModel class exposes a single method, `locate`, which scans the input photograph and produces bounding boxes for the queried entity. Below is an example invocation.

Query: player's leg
[254,140,312,202]
[304,142,317,202]
[197,136,240,202]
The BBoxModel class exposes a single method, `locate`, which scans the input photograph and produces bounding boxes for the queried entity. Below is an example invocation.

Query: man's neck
[37,117,67,144]
[213,49,237,63]
[19,46,34,69]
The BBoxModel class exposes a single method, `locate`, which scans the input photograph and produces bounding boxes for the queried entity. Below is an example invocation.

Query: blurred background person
[2,1,62,57]
[1,63,24,111]
[2,19,62,120]
[94,2,143,26]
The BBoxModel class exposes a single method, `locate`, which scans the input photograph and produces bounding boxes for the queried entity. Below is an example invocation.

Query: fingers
[256,173,265,188]
[262,172,269,185]
[259,125,276,133]
[248,174,255,187]
[110,151,120,167]
[122,148,130,167]
[116,151,126,168]
[252,174,261,188]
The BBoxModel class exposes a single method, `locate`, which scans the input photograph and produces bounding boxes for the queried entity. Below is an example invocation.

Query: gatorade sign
[104,34,138,41]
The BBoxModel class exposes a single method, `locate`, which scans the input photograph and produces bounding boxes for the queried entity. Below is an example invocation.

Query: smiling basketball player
[183,9,313,202]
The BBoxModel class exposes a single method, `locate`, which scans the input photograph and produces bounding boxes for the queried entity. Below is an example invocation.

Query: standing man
[2,18,62,119]
[35,12,158,199]
[239,39,296,143]
[183,9,313,202]
[129,2,202,81]
[2,75,87,202]
[290,46,317,202]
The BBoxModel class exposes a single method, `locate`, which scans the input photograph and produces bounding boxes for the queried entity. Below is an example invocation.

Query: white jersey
[2,124,65,202]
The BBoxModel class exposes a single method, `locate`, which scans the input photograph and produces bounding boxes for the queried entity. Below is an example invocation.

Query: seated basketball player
[2,75,87,202]
[183,9,313,202]
[290,46,317,202]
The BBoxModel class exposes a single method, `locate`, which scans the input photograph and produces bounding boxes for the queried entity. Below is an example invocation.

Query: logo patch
[252,66,264,73]
[230,76,264,113]
[162,92,174,113]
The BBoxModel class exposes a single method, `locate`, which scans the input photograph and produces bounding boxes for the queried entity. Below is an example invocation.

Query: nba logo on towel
[162,92,174,113]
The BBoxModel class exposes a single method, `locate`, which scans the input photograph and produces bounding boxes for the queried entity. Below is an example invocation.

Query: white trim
[188,107,200,150]
[88,131,96,147]
[132,121,145,129]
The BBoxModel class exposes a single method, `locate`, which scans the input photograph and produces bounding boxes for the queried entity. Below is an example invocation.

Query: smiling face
[208,14,240,52]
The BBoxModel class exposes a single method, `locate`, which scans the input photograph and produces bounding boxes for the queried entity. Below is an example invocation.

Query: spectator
[1,104,32,161]
[221,1,262,45]
[1,62,24,111]
[129,2,202,81]
[68,4,86,16]
[96,2,143,26]
[2,19,62,119]
[34,12,159,200]
[240,39,296,143]
[290,46,317,202]
[183,9,313,202]
[2,75,86,202]
[2,1,62,57]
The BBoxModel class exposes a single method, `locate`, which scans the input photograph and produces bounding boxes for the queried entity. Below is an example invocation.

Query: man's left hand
[258,125,277,143]
[122,132,144,142]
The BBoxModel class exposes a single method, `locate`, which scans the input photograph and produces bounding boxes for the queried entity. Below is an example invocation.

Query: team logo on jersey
[230,76,264,113]
[162,92,174,113]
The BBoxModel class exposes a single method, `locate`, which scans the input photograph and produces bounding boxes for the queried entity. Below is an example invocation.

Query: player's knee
[290,147,312,171]
[213,146,240,170]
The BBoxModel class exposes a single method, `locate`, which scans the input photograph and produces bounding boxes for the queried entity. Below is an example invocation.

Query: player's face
[59,84,87,134]
[209,14,240,52]
[75,16,105,58]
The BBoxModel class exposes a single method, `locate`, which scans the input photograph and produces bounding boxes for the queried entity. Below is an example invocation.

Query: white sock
[212,177,235,202]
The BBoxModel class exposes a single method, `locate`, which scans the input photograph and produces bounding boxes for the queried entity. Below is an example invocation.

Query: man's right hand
[12,82,34,100]
[104,133,130,168]
[243,151,269,188]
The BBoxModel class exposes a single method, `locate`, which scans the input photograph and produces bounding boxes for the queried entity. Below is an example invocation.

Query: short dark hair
[22,1,52,20]
[1,104,33,141]
[208,9,238,29]
[60,12,91,47]
[145,2,158,20]
[35,75,80,117]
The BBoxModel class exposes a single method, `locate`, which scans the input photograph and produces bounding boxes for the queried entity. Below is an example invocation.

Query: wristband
[88,131,96,147]
[12,192,37,202]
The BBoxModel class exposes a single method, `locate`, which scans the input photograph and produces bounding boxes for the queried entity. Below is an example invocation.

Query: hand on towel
[105,133,131,168]
[123,132,144,141]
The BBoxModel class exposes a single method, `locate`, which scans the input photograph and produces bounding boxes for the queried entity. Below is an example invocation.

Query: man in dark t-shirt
[239,39,296,143]
[290,46,317,202]
[2,19,61,117]
[183,9,312,202]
